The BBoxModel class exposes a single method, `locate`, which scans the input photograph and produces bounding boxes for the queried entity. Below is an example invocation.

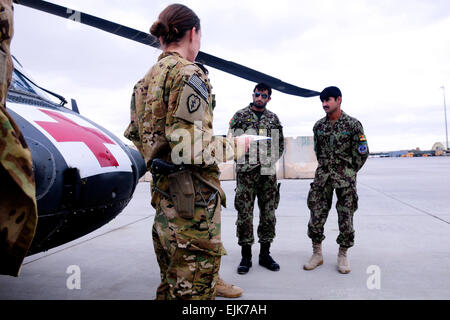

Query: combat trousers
[234,167,280,247]
[307,181,358,248]
[152,185,225,300]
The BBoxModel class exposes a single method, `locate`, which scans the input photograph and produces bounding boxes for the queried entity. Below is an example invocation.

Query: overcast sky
[11,0,450,152]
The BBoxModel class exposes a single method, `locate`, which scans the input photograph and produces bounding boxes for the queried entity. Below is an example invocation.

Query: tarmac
[0,157,449,300]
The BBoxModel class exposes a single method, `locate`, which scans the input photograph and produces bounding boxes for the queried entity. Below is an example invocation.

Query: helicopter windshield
[10,69,52,101]
[11,69,34,93]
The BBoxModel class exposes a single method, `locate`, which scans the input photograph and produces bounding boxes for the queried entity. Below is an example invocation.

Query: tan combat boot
[303,242,323,270]
[337,247,351,274]
[215,277,243,298]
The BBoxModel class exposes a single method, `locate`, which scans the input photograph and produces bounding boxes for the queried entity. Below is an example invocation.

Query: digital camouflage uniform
[0,0,38,277]
[124,52,238,300]
[307,111,368,248]
[229,105,284,246]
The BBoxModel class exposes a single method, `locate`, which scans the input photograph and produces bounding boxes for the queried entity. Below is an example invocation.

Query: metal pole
[442,86,449,150]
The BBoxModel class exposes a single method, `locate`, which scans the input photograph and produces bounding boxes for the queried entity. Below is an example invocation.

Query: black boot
[259,243,280,271]
[237,245,252,274]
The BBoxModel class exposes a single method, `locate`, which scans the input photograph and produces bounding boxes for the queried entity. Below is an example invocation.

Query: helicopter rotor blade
[17,0,320,97]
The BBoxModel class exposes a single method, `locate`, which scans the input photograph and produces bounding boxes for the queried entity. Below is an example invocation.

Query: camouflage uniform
[124,52,237,300]
[0,0,38,277]
[229,105,284,246]
[307,111,368,248]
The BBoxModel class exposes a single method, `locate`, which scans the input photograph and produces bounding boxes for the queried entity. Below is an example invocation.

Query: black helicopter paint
[10,0,319,256]
[6,57,147,255]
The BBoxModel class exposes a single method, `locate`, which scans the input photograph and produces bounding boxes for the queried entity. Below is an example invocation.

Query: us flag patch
[188,74,209,102]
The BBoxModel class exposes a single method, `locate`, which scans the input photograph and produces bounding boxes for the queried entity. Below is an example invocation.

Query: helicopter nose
[128,147,146,180]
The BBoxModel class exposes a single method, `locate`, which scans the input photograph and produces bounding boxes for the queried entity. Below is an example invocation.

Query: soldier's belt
[151,159,218,216]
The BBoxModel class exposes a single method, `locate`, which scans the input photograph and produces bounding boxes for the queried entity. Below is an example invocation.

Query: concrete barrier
[217,136,318,180]
[138,136,318,182]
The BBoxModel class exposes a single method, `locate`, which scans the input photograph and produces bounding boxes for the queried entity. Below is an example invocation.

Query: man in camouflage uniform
[303,86,368,274]
[229,83,284,274]
[0,0,38,277]
[125,49,248,299]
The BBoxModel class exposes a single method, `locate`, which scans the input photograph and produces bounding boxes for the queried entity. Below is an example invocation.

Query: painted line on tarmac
[360,183,450,225]
[23,216,152,265]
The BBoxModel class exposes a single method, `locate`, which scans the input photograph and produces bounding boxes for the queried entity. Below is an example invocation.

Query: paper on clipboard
[241,134,272,141]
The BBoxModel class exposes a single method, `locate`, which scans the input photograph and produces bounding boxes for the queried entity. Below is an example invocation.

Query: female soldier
[125,4,250,300]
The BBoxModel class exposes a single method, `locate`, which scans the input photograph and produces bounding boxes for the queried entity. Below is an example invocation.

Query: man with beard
[229,83,284,274]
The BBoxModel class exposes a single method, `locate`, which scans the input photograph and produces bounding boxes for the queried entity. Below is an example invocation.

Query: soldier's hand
[235,135,254,154]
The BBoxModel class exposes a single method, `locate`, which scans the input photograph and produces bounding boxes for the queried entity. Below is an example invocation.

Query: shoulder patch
[358,144,368,154]
[188,74,209,102]
[359,135,367,142]
[175,82,207,124]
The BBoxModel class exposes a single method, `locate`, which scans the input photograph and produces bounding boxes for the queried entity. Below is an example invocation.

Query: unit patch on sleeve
[358,144,368,154]
[175,80,207,124]
[187,94,201,113]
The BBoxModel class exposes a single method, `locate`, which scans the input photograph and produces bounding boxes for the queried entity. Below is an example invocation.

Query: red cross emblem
[36,109,119,168]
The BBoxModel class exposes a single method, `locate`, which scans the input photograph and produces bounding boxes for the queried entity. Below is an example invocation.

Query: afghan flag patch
[359,135,367,142]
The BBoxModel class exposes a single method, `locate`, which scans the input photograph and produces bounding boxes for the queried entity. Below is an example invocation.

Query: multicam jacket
[229,105,284,174]
[124,52,236,208]
[312,110,368,188]
[0,0,38,276]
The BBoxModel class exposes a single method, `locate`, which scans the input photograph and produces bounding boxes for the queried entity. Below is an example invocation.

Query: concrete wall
[219,136,317,180]
[139,136,318,182]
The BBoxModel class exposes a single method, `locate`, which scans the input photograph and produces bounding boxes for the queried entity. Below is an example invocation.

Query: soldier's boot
[337,246,351,274]
[303,242,323,270]
[215,277,243,298]
[237,245,252,274]
[259,243,280,271]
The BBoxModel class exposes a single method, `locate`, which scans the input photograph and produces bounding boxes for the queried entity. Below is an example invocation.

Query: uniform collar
[158,51,184,61]
[326,110,348,123]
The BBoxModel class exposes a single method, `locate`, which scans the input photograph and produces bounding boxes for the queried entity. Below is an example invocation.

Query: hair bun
[150,20,169,37]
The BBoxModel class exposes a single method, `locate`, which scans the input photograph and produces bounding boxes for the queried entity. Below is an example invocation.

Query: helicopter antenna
[17,0,319,98]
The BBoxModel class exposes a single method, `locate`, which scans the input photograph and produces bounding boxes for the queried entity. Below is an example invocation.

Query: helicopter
[6,0,319,257]
[6,56,147,255]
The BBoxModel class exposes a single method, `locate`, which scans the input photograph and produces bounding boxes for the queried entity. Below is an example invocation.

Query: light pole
[441,86,448,151]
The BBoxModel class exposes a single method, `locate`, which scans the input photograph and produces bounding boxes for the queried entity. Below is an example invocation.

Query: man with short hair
[229,82,284,274]
[304,86,368,274]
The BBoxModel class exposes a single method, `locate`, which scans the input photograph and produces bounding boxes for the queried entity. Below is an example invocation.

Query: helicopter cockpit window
[10,70,36,94]
[10,69,52,101]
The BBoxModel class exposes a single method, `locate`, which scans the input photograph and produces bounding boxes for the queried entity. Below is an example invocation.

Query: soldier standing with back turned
[124,4,252,299]
[304,86,368,274]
